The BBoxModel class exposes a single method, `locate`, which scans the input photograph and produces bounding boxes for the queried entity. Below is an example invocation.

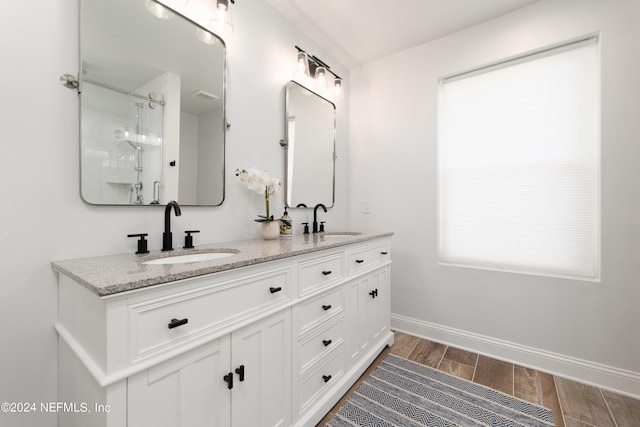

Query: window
[438,37,599,280]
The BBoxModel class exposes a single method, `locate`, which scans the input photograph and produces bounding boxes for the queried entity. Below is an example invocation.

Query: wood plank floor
[317,331,640,427]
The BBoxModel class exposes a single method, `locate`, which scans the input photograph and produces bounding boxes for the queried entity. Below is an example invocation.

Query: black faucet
[162,200,182,251]
[313,203,327,233]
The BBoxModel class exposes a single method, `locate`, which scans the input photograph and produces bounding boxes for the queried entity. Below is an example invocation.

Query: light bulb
[315,67,327,91]
[297,52,309,75]
[210,0,233,36]
[333,78,344,100]
[293,52,310,83]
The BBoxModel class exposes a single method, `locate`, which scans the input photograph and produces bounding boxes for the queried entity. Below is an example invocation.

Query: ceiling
[268,0,541,69]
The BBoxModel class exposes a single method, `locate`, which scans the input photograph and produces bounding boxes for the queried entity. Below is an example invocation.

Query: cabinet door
[345,274,369,367]
[128,338,231,427]
[344,266,390,368]
[231,310,291,427]
[367,267,390,347]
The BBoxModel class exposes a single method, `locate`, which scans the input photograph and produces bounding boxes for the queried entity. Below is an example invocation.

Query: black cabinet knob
[168,318,188,329]
[322,339,332,347]
[235,365,245,382]
[322,375,332,383]
[356,259,364,264]
[270,286,282,294]
[322,270,332,276]
[322,305,332,311]
[381,251,388,255]
[223,372,233,389]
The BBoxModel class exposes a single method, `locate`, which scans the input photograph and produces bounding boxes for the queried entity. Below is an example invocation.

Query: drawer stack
[294,252,346,416]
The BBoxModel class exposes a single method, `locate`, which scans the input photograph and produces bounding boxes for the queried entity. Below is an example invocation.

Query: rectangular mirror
[80,0,226,205]
[284,81,336,208]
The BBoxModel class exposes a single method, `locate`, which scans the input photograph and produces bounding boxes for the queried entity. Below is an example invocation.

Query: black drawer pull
[322,339,332,347]
[355,259,364,264]
[235,365,245,382]
[322,270,332,276]
[270,286,282,294]
[168,318,188,329]
[381,251,388,255]
[223,372,233,389]
[322,304,332,311]
[322,375,332,383]
[369,289,378,298]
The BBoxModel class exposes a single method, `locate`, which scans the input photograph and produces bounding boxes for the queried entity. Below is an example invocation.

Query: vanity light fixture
[210,0,235,36]
[293,46,344,100]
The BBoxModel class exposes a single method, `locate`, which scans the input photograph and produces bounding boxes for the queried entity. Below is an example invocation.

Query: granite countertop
[52,231,393,297]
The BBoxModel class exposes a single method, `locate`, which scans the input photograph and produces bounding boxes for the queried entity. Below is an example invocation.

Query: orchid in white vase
[235,168,282,223]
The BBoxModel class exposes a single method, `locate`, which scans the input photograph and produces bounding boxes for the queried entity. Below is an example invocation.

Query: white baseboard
[391,314,640,399]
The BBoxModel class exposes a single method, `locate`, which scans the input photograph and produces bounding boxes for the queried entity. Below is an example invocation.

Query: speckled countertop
[52,231,393,297]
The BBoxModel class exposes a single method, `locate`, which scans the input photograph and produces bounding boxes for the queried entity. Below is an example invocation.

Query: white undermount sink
[142,250,239,265]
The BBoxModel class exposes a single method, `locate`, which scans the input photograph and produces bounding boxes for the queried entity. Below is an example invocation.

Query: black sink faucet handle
[319,221,326,232]
[183,230,200,249]
[302,222,310,234]
[127,233,149,254]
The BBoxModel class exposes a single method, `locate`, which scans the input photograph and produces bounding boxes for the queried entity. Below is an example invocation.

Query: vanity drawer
[347,242,390,276]
[297,287,343,335]
[298,252,344,296]
[298,345,345,416]
[298,317,344,373]
[129,267,290,361]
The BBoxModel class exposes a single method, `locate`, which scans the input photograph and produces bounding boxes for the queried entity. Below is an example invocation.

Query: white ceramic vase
[261,221,281,240]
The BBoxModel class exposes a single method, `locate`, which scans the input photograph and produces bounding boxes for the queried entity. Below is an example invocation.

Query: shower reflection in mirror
[81,81,164,205]
[79,0,226,206]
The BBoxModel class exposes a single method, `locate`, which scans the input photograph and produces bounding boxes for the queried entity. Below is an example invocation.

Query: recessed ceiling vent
[190,89,219,102]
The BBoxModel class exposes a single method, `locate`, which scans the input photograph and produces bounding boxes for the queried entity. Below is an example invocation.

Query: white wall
[350,0,640,396]
[0,1,349,426]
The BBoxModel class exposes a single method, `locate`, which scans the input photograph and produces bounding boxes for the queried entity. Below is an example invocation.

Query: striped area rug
[326,354,555,427]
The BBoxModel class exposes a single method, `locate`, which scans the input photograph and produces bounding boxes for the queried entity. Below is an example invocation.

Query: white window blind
[438,38,599,280]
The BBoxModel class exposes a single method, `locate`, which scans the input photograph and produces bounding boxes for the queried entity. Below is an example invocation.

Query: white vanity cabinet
[54,233,392,427]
